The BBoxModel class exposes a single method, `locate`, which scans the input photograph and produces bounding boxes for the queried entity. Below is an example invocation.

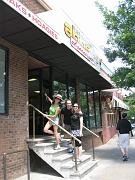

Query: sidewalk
[16,134,135,180]
[88,134,135,180]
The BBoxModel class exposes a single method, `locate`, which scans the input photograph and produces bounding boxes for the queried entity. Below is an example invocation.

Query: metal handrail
[83,126,99,138]
[29,104,81,172]
[2,149,30,180]
[83,125,99,160]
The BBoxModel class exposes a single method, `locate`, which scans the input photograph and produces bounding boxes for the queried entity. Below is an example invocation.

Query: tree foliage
[124,93,135,122]
[96,0,135,88]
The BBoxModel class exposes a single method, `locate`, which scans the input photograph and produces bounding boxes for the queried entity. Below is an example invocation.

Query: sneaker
[67,148,74,153]
[54,144,61,150]
[72,158,81,162]
[123,155,128,161]
[77,158,81,162]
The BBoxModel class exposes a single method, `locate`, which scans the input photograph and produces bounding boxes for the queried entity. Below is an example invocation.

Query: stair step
[70,160,98,179]
[28,136,98,179]
[53,153,73,162]
[45,147,68,156]
[26,138,46,143]
[35,142,54,147]
[61,154,91,169]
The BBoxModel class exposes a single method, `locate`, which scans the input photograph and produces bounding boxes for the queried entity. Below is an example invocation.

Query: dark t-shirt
[71,112,83,130]
[116,118,132,134]
[61,107,72,125]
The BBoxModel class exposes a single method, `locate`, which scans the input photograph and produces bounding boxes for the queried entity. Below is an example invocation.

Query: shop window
[0,47,8,114]
[88,91,95,128]
[79,83,88,127]
[106,112,117,127]
[68,79,76,103]
[53,81,67,100]
[94,90,101,128]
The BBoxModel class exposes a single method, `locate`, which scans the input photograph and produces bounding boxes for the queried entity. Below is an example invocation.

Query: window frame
[0,45,9,115]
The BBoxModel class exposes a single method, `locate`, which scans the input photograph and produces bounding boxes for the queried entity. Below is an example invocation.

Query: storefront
[0,0,114,179]
[101,89,129,143]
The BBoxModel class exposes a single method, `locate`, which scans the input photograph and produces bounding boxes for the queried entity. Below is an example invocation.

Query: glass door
[28,68,51,136]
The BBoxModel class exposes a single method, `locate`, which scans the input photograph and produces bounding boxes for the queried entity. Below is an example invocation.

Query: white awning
[113,95,129,110]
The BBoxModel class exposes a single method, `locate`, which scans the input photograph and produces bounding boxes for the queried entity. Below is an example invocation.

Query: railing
[29,104,99,172]
[2,149,30,180]
[29,104,81,143]
[29,104,81,172]
[83,126,99,160]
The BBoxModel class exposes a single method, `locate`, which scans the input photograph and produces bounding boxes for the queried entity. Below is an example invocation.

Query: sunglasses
[55,97,61,100]
[73,106,78,107]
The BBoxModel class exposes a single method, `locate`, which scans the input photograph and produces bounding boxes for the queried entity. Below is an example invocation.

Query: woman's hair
[52,96,61,105]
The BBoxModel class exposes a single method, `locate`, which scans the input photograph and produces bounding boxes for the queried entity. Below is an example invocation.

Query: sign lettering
[2,0,60,43]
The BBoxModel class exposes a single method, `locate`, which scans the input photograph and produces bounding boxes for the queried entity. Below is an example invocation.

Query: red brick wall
[102,127,116,143]
[0,0,48,179]
[0,37,28,180]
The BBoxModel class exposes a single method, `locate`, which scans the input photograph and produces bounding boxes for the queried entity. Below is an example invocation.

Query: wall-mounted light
[34,90,40,94]
[28,78,37,82]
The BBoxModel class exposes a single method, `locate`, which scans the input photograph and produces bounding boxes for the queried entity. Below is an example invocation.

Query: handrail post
[27,150,30,180]
[3,153,7,180]
[33,109,35,139]
[91,135,95,160]
[73,139,78,172]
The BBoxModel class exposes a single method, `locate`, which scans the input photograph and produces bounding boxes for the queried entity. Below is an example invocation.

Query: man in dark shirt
[61,99,72,137]
[116,112,132,161]
[60,99,74,152]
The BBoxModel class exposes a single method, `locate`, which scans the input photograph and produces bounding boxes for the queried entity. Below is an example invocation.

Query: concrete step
[52,153,73,163]
[61,154,91,169]
[70,160,98,179]
[59,154,92,177]
[28,138,98,179]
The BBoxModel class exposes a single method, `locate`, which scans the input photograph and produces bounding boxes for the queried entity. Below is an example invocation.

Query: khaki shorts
[118,134,130,149]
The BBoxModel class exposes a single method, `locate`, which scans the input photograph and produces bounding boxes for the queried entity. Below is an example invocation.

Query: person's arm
[116,121,120,136]
[129,122,133,137]
[44,93,53,104]
[130,130,133,137]
[80,113,83,136]
[60,114,65,127]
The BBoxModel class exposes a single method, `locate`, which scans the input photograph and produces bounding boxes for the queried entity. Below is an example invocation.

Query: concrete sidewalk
[88,134,135,180]
[16,134,135,180]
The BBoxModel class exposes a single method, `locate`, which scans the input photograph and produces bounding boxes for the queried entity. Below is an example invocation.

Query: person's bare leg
[120,147,125,156]
[43,121,54,135]
[124,148,128,157]
[53,125,60,145]
[78,145,82,158]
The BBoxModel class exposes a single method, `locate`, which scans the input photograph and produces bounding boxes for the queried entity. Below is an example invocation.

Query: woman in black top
[71,103,83,161]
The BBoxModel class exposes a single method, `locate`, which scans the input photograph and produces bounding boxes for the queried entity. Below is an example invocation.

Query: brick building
[0,0,127,179]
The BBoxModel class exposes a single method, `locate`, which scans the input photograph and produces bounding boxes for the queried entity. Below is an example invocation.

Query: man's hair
[122,113,127,118]
[66,99,72,104]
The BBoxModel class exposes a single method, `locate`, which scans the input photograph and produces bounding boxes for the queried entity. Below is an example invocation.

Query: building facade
[0,0,127,179]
